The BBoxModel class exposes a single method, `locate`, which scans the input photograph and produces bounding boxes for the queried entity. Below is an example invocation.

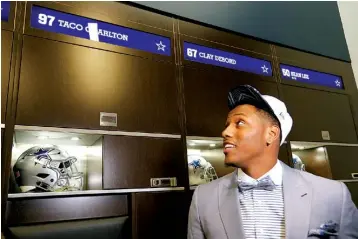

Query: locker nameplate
[30,5,171,56]
[280,64,343,89]
[183,42,272,77]
[1,1,10,22]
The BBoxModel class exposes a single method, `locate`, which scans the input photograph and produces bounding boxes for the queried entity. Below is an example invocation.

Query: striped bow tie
[238,175,276,192]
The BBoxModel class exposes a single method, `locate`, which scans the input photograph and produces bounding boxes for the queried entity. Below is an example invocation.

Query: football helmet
[13,145,84,192]
[188,155,218,186]
[292,153,306,171]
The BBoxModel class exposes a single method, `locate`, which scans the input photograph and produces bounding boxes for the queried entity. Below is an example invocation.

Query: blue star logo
[33,148,50,165]
[34,148,49,155]
[189,159,202,170]
[156,41,166,51]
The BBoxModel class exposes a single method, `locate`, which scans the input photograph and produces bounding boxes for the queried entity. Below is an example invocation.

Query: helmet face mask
[13,145,84,193]
[188,155,218,186]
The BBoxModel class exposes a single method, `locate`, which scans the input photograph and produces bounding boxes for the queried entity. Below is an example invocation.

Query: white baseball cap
[228,85,293,145]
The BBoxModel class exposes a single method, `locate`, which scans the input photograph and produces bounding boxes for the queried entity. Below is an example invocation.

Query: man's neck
[241,158,278,179]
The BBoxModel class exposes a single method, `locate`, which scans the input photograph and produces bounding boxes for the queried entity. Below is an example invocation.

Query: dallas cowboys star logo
[189,159,202,172]
[335,79,341,87]
[261,65,269,74]
[34,148,49,155]
[156,41,166,52]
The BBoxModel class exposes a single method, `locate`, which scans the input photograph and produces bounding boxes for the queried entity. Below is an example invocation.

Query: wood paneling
[6,195,128,226]
[276,45,358,138]
[179,20,271,56]
[9,216,130,239]
[184,67,278,137]
[132,191,191,239]
[281,85,357,143]
[16,36,179,134]
[278,143,291,167]
[292,148,332,179]
[345,182,358,208]
[325,146,358,180]
[103,135,186,189]
[1,129,5,195]
[1,30,13,123]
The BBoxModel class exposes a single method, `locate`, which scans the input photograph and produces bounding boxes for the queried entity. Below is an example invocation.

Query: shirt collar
[237,160,283,186]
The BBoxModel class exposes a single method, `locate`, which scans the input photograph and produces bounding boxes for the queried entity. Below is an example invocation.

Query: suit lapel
[218,171,245,239]
[282,163,312,239]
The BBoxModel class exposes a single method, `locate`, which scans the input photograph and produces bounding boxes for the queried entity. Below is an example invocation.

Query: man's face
[222,104,269,168]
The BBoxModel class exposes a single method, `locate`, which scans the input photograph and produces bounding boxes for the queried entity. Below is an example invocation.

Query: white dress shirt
[237,160,286,239]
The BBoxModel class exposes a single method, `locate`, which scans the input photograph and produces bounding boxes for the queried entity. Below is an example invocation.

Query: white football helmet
[13,145,84,192]
[188,155,218,186]
[292,153,306,171]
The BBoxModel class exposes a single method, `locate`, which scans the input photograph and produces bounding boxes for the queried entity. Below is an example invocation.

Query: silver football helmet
[292,153,306,171]
[13,145,84,192]
[188,155,218,186]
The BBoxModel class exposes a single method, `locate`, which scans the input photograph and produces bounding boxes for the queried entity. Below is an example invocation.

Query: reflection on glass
[187,137,235,186]
[188,155,218,185]
[290,142,332,179]
[10,130,103,194]
[292,153,306,171]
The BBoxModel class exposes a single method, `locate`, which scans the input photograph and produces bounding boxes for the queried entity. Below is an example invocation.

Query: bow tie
[238,175,276,192]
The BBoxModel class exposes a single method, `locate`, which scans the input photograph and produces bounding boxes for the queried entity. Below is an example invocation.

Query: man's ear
[266,125,280,146]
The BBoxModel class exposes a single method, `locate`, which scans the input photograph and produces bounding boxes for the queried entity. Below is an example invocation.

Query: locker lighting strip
[187,136,222,141]
[338,180,358,183]
[14,125,181,139]
[7,187,186,199]
[183,42,273,77]
[280,64,344,90]
[290,141,358,147]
